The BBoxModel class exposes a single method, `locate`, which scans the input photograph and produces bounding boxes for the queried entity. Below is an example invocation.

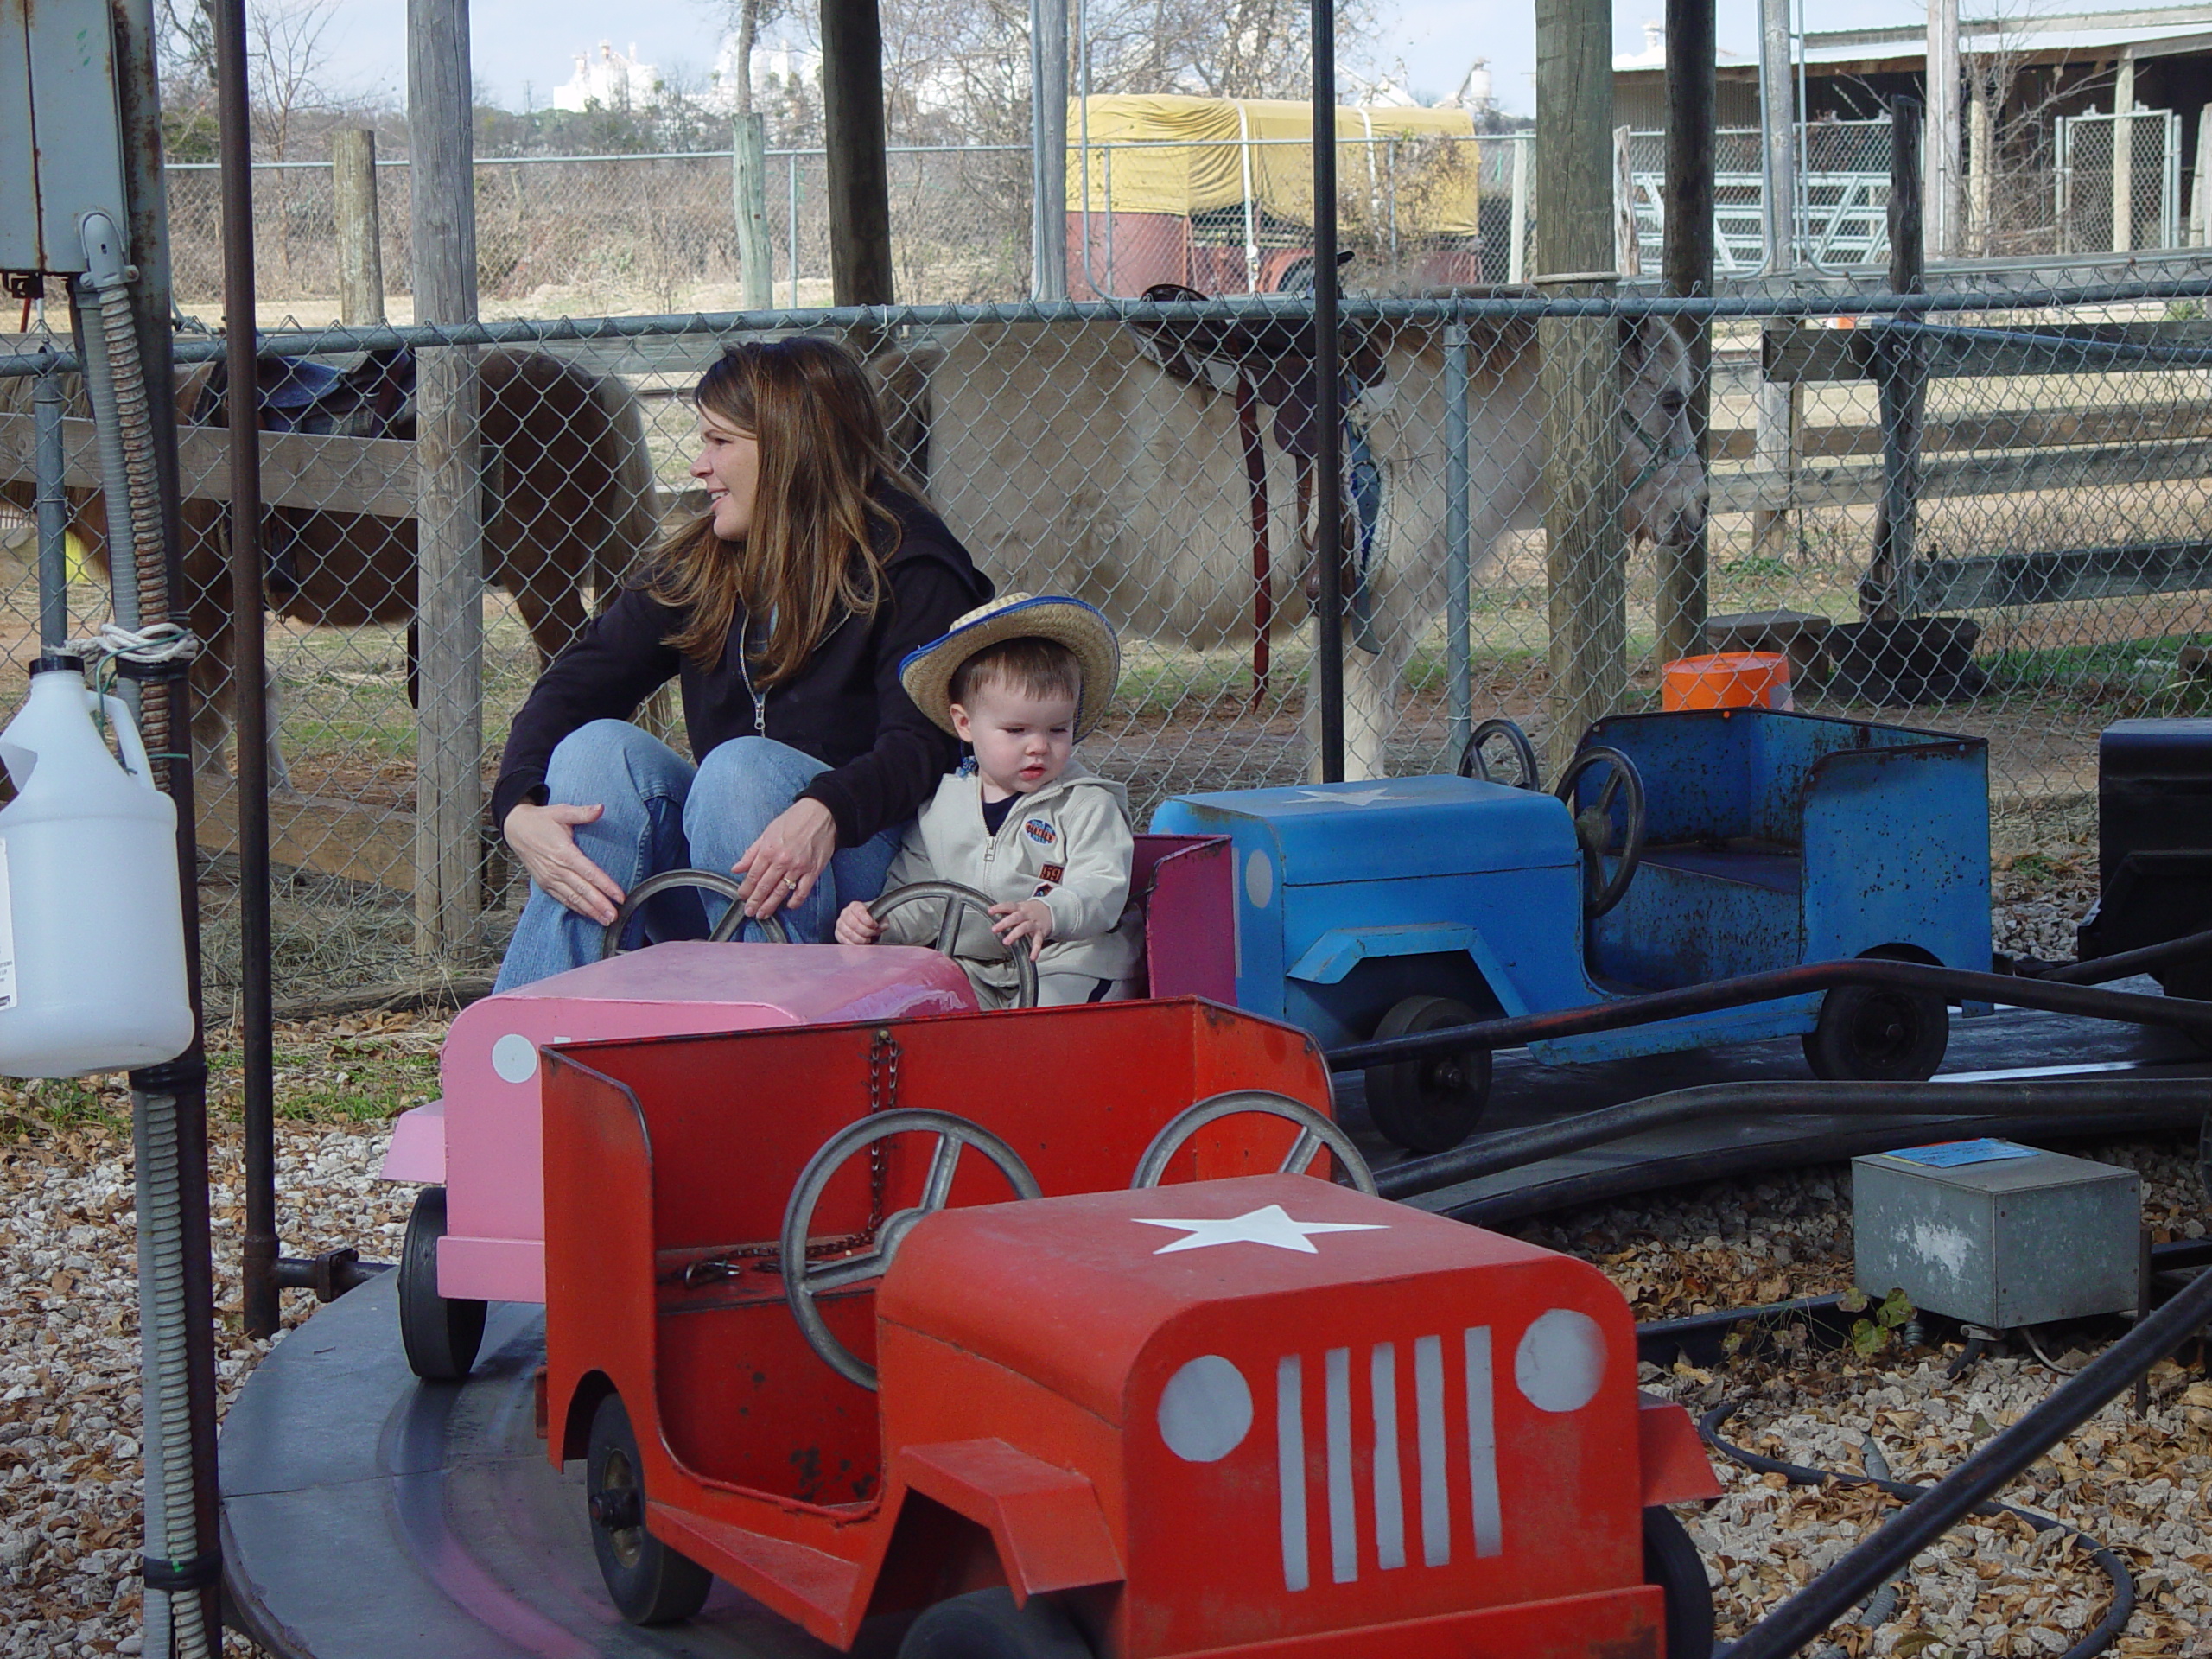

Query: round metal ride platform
[221,997,2211,1659]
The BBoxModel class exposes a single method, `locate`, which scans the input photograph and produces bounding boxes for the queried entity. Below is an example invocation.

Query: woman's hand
[989,899,1055,961]
[504,801,625,925]
[734,797,839,918]
[835,901,882,946]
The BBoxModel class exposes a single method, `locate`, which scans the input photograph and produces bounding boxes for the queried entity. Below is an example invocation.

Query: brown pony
[1,346,660,785]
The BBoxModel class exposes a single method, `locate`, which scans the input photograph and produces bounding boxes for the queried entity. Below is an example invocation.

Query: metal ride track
[221,995,2210,1659]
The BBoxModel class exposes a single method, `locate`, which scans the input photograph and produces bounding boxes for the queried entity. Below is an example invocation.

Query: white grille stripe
[1371,1342,1406,1571]
[1465,1326,1503,1558]
[1325,1347,1357,1584]
[1277,1354,1309,1592]
[1414,1333,1450,1567]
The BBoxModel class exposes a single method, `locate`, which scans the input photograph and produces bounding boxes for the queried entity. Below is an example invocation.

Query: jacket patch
[1039,862,1065,883]
[1022,818,1057,845]
[1033,883,1055,899]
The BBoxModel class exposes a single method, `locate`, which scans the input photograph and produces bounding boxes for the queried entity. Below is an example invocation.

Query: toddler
[836,593,1142,1007]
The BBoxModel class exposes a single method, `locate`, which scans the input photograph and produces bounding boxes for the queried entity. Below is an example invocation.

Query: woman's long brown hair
[651,337,918,683]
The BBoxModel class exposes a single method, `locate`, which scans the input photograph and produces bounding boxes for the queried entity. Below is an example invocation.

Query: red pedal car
[537,999,1720,1658]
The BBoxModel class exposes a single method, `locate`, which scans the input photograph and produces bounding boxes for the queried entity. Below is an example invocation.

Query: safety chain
[675,1027,904,1287]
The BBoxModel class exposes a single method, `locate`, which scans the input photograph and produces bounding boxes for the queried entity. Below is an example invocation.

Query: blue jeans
[493,721,902,991]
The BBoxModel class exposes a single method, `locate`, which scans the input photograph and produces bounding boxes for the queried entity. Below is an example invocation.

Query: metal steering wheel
[1129,1090,1379,1196]
[1551,747,1648,918]
[1457,718,1542,791]
[779,1109,1042,1389]
[598,868,790,958]
[869,880,1039,1009]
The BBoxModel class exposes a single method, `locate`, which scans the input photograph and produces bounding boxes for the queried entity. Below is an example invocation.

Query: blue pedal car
[1149,708,1993,1153]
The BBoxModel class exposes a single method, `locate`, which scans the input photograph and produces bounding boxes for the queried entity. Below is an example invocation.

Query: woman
[491,336,991,990]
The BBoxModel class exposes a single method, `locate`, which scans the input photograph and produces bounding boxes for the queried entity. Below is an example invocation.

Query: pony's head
[1617,315,1708,550]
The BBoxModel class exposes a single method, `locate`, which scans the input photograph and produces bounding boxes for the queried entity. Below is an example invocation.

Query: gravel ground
[1,1014,428,1657]
[5,865,2208,1658]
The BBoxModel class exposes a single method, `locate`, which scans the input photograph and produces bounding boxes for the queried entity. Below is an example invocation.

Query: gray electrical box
[0,0,130,274]
[1852,1142,2141,1329]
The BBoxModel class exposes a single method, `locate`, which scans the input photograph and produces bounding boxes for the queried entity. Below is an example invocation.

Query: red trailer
[538,999,1719,1657]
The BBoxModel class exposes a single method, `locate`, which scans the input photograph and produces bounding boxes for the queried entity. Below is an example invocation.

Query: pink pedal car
[378,836,1233,1379]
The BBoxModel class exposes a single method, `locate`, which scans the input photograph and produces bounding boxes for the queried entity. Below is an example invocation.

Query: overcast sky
[308,0,1944,118]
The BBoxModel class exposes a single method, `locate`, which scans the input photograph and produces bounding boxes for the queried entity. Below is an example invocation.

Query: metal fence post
[32,370,68,649]
[1028,0,1068,300]
[1444,322,1471,765]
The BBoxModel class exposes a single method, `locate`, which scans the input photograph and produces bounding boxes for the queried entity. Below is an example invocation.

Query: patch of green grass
[0,1076,132,1141]
[1718,554,1794,582]
[1976,637,2212,714]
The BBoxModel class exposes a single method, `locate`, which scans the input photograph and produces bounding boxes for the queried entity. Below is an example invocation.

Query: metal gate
[2056,107,2181,254]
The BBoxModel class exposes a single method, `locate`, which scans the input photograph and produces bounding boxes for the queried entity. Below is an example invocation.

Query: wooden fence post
[1613,125,1641,278]
[1659,0,1716,668]
[1536,0,1624,778]
[821,0,895,308]
[733,112,775,309]
[409,0,484,961]
[332,128,385,327]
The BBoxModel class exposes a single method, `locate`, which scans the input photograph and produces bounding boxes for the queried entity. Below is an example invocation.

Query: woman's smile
[692,415,761,541]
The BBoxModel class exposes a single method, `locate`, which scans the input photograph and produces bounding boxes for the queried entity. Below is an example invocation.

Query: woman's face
[693,407,761,542]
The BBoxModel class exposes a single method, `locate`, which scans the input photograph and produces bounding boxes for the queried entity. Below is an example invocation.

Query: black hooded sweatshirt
[491,490,993,849]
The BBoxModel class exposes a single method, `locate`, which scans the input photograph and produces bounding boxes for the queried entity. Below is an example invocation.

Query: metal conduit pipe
[1372,1077,2212,1201]
[1715,1256,2212,1659]
[74,216,215,1656]
[130,1081,209,1659]
[1327,956,2212,1074]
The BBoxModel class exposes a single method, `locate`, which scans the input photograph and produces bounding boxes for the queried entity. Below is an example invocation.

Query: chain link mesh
[7,258,2212,996]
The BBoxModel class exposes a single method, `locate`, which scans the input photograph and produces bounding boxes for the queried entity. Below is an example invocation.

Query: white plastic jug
[0,655,194,1077]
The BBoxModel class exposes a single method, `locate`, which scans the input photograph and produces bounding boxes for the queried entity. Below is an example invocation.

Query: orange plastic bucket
[1662,651,1794,712]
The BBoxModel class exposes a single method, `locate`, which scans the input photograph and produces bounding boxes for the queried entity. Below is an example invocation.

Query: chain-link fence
[6,270,2212,997]
[162,135,1489,318]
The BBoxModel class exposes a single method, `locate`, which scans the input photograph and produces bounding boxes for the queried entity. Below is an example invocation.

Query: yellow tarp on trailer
[1065,96,1479,237]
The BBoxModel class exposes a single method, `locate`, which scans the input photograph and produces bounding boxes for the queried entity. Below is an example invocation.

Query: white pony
[878,309,1707,779]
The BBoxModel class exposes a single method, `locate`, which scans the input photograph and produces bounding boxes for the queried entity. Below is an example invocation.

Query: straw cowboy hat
[899,593,1122,740]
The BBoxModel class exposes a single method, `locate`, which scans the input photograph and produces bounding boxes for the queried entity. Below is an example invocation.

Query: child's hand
[988,899,1054,960]
[836,900,882,946]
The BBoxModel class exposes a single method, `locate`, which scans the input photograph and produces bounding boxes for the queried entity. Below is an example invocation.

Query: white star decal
[1289,786,1394,806]
[1134,1204,1389,1255]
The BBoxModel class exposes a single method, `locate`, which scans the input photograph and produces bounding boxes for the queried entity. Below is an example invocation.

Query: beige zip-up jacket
[879,761,1144,1002]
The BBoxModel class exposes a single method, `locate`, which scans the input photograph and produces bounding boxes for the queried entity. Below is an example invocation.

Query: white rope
[62,621,201,666]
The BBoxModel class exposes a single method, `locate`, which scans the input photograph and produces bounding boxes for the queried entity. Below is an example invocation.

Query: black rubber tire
[1364,994,1493,1154]
[586,1393,714,1625]
[397,1186,486,1382]
[897,1588,1093,1659]
[1643,1507,1716,1659]
[1802,982,1949,1082]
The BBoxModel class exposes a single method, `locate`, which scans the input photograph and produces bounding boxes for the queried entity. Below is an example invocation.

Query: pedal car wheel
[1365,995,1493,1155]
[781,1109,1043,1389]
[1643,1507,1716,1659]
[397,1186,486,1382]
[1552,747,1648,918]
[1802,983,1949,1082]
[597,868,789,957]
[585,1391,714,1625]
[897,1587,1092,1659]
[869,880,1039,1007]
[1130,1090,1376,1194]
[1458,717,1541,790]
